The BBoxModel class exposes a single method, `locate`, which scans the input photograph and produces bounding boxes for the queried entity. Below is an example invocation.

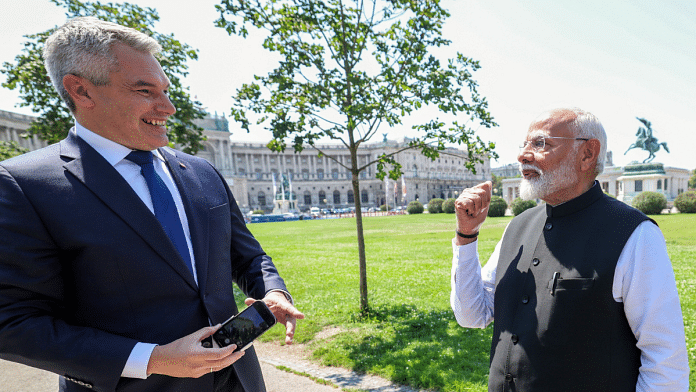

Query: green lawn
[242,213,696,391]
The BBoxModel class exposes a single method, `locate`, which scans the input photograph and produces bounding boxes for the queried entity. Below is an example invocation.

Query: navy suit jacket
[0,132,287,391]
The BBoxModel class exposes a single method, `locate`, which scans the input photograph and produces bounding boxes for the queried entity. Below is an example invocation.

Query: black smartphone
[209,300,277,352]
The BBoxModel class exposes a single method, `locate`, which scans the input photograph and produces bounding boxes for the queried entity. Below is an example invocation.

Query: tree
[491,173,503,196]
[216,0,497,312]
[689,169,696,190]
[0,141,28,161]
[1,0,206,154]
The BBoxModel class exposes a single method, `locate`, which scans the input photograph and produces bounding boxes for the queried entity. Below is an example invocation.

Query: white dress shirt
[74,123,196,379]
[450,220,689,391]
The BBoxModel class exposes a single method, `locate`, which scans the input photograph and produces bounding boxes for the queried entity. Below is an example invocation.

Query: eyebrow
[131,80,170,89]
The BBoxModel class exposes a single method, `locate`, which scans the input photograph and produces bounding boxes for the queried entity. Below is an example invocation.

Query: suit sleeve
[0,165,137,392]
[211,163,288,300]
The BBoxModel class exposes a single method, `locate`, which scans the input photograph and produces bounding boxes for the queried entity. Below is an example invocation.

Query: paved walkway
[0,342,421,392]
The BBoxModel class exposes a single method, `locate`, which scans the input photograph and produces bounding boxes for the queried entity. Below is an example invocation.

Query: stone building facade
[1,109,490,213]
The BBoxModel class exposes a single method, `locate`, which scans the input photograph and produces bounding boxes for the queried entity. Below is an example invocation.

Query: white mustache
[519,164,543,176]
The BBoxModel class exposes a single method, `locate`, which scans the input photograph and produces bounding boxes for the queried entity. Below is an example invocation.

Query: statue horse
[624,117,669,163]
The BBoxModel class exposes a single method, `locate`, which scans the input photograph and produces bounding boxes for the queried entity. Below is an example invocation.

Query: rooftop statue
[624,117,669,163]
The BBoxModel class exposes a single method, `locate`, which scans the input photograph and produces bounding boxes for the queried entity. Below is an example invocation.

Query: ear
[62,74,95,110]
[579,139,601,173]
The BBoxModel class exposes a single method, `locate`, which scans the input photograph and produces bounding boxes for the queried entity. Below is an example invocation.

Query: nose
[158,93,177,116]
[518,147,533,164]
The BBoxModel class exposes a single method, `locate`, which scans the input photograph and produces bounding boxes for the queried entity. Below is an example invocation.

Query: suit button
[532,258,540,266]
[505,373,513,382]
[544,223,553,230]
[511,334,519,344]
[522,295,529,304]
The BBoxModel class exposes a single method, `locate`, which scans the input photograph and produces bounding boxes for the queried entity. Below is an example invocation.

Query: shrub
[488,196,508,217]
[427,198,444,214]
[380,204,387,211]
[442,198,456,214]
[674,191,696,213]
[511,198,537,216]
[252,210,265,215]
[407,201,424,214]
[632,191,667,215]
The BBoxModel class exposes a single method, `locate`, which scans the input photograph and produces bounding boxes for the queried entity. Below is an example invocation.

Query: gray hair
[43,17,162,112]
[567,108,607,175]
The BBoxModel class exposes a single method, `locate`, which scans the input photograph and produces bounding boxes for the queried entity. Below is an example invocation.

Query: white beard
[520,157,578,201]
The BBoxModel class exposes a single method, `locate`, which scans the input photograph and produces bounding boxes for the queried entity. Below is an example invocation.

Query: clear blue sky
[1,0,694,170]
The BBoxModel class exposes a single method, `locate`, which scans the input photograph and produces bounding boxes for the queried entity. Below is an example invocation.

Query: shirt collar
[73,121,166,166]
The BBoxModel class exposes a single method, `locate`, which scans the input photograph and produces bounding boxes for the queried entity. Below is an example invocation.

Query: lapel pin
[179,162,186,169]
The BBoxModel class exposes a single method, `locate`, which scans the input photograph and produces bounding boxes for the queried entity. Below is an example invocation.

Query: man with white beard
[449,108,688,391]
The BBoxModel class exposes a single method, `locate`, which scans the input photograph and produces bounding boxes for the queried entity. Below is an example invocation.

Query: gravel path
[0,340,422,392]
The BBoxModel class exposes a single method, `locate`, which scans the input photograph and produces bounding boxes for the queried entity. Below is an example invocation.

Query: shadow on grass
[313,304,492,391]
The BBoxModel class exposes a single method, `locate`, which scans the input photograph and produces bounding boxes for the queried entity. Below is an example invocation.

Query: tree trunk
[351,168,368,313]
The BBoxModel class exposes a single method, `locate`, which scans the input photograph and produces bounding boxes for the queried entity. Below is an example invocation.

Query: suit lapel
[60,133,198,291]
[159,148,210,295]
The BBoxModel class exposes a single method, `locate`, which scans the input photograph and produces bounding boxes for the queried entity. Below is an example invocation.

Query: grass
[238,212,696,391]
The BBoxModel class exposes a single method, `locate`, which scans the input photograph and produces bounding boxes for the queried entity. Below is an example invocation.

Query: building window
[255,169,262,180]
[319,191,326,204]
[302,169,309,179]
[331,169,339,179]
[635,180,643,192]
[304,191,312,205]
[664,179,668,190]
[258,191,266,206]
[317,169,324,179]
[333,190,341,204]
[361,190,368,203]
[657,179,662,190]
[347,190,354,203]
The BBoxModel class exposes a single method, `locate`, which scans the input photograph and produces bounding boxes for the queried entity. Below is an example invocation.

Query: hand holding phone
[205,300,277,352]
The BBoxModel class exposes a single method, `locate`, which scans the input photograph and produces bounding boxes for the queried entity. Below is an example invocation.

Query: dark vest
[489,183,651,392]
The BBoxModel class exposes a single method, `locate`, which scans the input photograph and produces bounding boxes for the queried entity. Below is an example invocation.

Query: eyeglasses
[519,136,590,152]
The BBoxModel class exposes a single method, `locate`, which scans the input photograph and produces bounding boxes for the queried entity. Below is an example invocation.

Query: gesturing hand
[246,291,305,345]
[454,181,492,244]
[147,325,244,378]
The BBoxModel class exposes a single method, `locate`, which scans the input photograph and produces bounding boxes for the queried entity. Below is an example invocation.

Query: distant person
[0,17,303,392]
[449,108,688,391]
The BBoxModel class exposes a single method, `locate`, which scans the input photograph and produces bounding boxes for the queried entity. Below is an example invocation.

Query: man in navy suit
[0,17,303,392]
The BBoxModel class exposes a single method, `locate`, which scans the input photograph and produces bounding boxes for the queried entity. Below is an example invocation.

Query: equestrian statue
[624,117,669,163]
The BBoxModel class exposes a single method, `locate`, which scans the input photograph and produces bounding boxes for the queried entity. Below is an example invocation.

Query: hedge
[632,191,667,215]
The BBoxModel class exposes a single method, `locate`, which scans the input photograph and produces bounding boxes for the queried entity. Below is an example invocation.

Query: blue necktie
[126,150,193,276]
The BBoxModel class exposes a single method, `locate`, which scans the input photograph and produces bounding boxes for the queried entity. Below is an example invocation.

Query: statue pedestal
[272,199,296,214]
[617,162,668,203]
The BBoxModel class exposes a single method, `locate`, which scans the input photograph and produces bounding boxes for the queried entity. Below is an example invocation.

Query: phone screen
[212,301,276,351]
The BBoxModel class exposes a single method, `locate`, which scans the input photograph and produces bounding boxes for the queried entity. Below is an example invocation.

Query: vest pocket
[550,277,595,292]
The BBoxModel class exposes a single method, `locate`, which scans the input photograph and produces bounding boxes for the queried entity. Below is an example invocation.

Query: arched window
[319,191,326,204]
[347,190,354,203]
[304,191,312,205]
[361,189,369,203]
[333,190,341,204]
[258,191,266,206]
